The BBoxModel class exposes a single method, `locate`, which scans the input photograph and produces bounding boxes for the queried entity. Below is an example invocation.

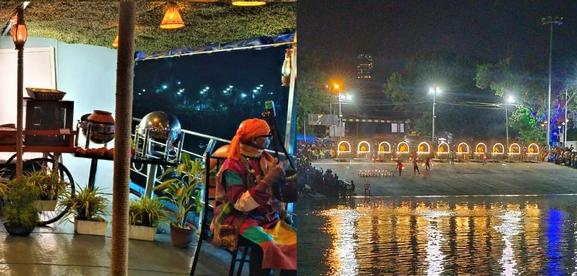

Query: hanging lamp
[160,2,185,29]
[281,48,292,87]
[112,34,119,48]
[232,0,266,7]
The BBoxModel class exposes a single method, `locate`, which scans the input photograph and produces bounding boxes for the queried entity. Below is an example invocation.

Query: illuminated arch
[457,142,470,153]
[527,143,539,155]
[357,141,371,154]
[475,143,487,154]
[397,141,410,153]
[417,141,431,154]
[337,141,351,155]
[509,143,521,154]
[378,141,392,154]
[437,142,449,154]
[492,143,505,154]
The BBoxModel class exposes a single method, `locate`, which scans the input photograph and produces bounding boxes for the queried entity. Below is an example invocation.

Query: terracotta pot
[170,224,194,248]
[4,223,35,236]
[85,110,115,144]
[129,225,157,241]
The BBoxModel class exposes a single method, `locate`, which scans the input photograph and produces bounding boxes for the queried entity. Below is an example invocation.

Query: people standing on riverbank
[396,160,403,176]
[413,158,420,175]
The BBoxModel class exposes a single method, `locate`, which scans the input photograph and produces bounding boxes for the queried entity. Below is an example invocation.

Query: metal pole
[432,91,436,142]
[542,16,563,151]
[505,104,509,149]
[565,89,568,145]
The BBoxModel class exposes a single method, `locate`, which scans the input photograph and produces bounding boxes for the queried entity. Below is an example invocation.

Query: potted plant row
[129,197,165,241]
[62,186,108,236]
[26,169,68,211]
[157,153,204,248]
[2,178,39,236]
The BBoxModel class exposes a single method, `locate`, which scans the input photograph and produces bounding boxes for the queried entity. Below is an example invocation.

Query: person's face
[253,134,272,149]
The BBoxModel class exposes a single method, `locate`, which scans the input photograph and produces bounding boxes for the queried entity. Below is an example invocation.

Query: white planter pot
[32,200,57,211]
[129,225,157,241]
[75,219,107,236]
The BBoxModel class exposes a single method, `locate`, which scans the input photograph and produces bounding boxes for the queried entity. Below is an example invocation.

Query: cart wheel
[13,158,76,226]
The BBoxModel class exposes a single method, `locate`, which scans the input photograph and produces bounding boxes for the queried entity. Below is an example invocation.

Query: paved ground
[0,208,236,276]
[312,160,577,196]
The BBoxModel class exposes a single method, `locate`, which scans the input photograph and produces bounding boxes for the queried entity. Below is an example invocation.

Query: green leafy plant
[129,197,166,227]
[3,178,40,228]
[25,169,68,200]
[62,186,108,222]
[156,153,203,229]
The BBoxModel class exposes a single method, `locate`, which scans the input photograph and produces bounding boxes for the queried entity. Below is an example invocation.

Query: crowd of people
[548,145,577,168]
[297,140,335,160]
[296,155,354,199]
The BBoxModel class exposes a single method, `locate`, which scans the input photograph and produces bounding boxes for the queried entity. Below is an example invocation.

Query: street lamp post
[429,86,441,143]
[541,15,563,151]
[504,95,515,149]
[12,7,28,180]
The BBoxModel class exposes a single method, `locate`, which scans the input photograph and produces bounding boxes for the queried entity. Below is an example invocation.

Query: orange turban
[227,118,271,160]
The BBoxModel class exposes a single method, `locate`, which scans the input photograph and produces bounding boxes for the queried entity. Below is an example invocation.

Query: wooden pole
[111,1,135,275]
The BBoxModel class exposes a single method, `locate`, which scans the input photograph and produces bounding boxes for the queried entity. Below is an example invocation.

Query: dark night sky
[299,0,577,90]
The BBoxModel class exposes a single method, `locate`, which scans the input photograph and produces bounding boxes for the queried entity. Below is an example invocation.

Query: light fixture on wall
[160,2,185,29]
[112,34,119,48]
[232,0,266,7]
[281,48,292,87]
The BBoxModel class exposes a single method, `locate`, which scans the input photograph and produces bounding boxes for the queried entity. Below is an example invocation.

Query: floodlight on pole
[541,15,563,151]
[429,86,441,143]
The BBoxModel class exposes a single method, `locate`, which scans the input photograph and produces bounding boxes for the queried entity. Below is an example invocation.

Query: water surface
[299,195,577,275]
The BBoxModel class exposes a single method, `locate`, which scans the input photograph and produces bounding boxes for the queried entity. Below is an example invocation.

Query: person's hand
[261,165,285,188]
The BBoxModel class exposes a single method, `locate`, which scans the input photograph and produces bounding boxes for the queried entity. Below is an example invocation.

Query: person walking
[425,157,431,171]
[396,160,403,176]
[413,158,420,175]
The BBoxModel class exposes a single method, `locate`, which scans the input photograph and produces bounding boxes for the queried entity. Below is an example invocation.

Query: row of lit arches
[337,141,541,156]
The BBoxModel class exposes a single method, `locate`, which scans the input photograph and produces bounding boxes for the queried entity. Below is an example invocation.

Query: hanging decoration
[281,48,292,87]
[112,34,119,48]
[160,2,185,30]
[232,0,266,7]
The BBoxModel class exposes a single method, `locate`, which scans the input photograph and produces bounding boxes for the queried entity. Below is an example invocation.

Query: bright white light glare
[240,93,247,98]
[162,84,168,89]
[346,94,353,101]
[177,81,181,85]
[429,86,441,94]
[506,95,515,103]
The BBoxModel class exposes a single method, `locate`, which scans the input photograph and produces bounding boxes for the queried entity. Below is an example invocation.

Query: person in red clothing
[396,160,404,176]
[211,118,296,275]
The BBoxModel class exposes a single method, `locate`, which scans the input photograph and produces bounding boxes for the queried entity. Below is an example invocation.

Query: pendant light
[112,34,119,48]
[232,0,266,7]
[160,2,185,30]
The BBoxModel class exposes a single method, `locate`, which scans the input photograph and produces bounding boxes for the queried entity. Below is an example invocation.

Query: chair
[190,151,254,276]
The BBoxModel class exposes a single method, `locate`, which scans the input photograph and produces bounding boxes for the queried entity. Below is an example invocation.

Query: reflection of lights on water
[426,219,445,275]
[321,209,360,276]
[494,210,522,276]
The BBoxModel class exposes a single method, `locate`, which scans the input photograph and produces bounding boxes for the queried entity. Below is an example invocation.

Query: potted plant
[26,169,68,211]
[156,153,203,248]
[62,186,108,236]
[2,178,39,236]
[129,197,165,241]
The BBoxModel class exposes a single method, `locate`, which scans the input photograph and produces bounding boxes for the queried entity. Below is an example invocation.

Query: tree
[295,53,331,135]
[475,59,546,144]
[384,51,500,139]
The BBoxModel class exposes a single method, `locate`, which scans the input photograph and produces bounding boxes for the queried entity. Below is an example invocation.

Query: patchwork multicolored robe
[211,153,297,270]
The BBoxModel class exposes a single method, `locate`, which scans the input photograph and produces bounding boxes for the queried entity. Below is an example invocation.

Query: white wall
[0,37,117,192]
